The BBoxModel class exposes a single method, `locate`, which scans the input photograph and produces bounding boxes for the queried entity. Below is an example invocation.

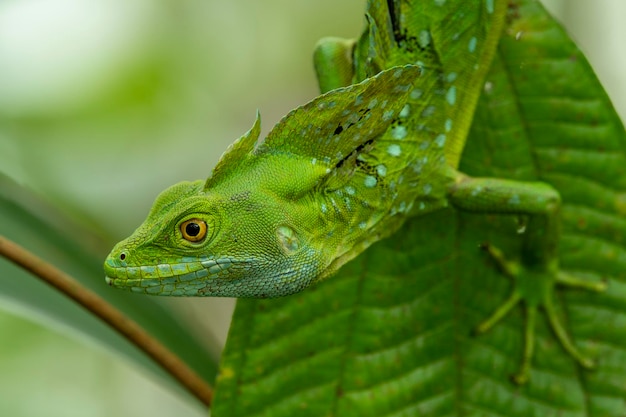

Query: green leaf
[0,174,219,402]
[212,1,626,415]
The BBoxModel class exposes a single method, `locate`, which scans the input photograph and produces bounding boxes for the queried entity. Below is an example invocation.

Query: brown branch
[0,235,213,407]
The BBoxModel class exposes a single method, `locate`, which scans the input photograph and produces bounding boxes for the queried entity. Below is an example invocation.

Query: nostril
[120,252,126,261]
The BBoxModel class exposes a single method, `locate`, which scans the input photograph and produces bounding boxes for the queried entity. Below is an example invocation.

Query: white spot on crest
[393,68,403,78]
[382,110,395,121]
[435,134,446,147]
[387,144,402,157]
[311,158,317,165]
[346,112,359,124]
[445,119,453,132]
[368,98,378,109]
[391,125,407,140]
[484,81,494,94]
[423,184,432,194]
[446,86,457,105]
[345,186,356,195]
[364,175,377,188]
[515,31,523,41]
[359,222,367,230]
[418,30,431,48]
[421,105,436,117]
[410,89,423,100]
[377,164,387,177]
[321,203,327,213]
[486,0,494,14]
[399,104,411,118]
[393,84,411,93]
[468,36,477,53]
[446,72,458,83]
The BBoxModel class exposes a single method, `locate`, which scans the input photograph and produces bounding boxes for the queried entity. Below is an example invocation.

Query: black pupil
[185,222,201,237]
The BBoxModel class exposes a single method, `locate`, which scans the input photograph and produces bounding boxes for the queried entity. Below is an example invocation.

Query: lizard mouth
[102,255,246,295]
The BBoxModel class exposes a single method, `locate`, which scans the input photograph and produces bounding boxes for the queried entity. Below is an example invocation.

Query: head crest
[255,65,421,170]
[205,111,261,189]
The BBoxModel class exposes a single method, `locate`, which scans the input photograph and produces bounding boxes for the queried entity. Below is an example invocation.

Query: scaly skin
[105,0,605,383]
[105,66,436,297]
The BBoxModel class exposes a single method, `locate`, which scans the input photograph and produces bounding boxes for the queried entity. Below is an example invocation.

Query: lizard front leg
[448,174,607,384]
[313,37,356,93]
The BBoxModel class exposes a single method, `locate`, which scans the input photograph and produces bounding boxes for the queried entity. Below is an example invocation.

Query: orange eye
[180,219,207,242]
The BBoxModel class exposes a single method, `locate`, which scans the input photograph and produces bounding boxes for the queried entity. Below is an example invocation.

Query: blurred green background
[0,0,624,416]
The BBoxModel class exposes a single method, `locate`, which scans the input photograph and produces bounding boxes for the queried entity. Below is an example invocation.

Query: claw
[475,243,605,383]
[556,271,608,293]
[511,306,536,385]
[475,291,521,335]
[479,243,519,277]
[543,295,596,370]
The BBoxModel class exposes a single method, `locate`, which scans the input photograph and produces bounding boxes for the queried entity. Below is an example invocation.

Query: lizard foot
[474,243,607,384]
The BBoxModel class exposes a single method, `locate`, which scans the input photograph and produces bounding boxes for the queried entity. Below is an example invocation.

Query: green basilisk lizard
[104,0,606,384]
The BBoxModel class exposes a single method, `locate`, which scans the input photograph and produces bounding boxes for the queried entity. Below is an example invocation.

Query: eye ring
[180,219,208,242]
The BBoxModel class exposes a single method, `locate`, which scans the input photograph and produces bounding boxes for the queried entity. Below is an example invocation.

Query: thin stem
[0,235,213,407]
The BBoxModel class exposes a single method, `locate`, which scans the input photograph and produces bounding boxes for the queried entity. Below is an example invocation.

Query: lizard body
[105,0,605,383]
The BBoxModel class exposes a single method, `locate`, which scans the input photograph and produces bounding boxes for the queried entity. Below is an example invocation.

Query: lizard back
[104,0,507,296]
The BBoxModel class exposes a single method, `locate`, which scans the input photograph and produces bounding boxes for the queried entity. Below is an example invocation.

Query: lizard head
[103,179,323,297]
[104,65,423,298]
